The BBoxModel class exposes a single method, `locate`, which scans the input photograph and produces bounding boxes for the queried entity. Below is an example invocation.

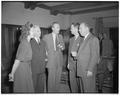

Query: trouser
[69,63,79,93]
[47,66,62,92]
[78,75,96,93]
[32,73,46,93]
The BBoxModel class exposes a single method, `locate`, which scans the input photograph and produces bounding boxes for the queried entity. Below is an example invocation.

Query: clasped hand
[71,51,77,57]
[9,73,14,81]
[57,43,64,50]
[87,71,93,77]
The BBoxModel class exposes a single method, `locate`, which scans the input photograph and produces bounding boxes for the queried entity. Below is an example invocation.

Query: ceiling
[23,1,118,15]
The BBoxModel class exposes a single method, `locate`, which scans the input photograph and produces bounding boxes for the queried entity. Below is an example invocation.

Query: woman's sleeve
[16,40,27,61]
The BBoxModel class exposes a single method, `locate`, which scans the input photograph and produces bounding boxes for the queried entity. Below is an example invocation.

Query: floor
[59,70,70,93]
[1,69,71,93]
[1,66,115,93]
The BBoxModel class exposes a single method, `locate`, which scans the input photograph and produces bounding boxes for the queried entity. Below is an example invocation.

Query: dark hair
[71,23,80,29]
[19,22,33,41]
[51,21,59,28]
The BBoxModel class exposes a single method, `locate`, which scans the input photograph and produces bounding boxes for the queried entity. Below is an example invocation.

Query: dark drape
[95,17,104,38]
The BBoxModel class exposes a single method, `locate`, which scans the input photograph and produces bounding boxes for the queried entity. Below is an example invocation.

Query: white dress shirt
[52,33,57,51]
[34,37,40,44]
[84,33,89,40]
[75,35,79,40]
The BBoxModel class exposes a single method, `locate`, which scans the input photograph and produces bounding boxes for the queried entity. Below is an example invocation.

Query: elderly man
[30,25,47,93]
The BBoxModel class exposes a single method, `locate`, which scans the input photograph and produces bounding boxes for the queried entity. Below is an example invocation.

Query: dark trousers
[47,66,62,92]
[78,75,96,93]
[69,64,79,93]
[32,73,46,93]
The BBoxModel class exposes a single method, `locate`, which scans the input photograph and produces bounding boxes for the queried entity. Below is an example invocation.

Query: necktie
[77,38,83,53]
[55,35,59,51]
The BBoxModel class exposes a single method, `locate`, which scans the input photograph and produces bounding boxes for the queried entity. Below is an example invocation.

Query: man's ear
[52,26,54,31]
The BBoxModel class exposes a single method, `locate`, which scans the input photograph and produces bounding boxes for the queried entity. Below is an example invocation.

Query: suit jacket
[30,38,47,74]
[43,33,65,69]
[68,36,83,70]
[77,33,100,77]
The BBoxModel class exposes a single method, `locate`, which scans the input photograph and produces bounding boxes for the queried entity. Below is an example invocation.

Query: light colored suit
[77,33,100,92]
[68,36,83,92]
[43,33,65,92]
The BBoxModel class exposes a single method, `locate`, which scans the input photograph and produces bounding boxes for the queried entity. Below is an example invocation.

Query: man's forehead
[53,23,59,27]
[80,23,85,27]
[71,25,73,27]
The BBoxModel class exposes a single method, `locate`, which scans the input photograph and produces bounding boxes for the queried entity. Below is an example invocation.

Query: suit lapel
[49,33,55,51]
[78,33,93,54]
[33,38,41,49]
[71,36,83,52]
[70,37,75,51]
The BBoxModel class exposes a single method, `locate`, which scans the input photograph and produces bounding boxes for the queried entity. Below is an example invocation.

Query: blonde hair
[30,25,41,37]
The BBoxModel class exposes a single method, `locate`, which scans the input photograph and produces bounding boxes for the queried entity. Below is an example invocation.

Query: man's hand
[67,64,69,69]
[87,71,93,77]
[58,43,64,50]
[45,58,48,62]
[71,51,77,57]
[9,73,14,81]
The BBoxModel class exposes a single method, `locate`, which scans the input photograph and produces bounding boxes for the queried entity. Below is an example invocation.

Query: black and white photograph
[1,1,119,93]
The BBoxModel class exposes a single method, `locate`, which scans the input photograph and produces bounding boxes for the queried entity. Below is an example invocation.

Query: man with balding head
[72,22,100,92]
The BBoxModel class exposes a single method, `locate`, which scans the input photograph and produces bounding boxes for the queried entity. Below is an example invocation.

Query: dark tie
[77,38,83,53]
[55,35,59,51]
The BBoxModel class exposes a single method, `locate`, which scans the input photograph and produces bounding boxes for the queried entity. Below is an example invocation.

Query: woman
[9,22,34,93]
[67,23,82,92]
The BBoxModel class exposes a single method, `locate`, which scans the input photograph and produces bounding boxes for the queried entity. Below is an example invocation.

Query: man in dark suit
[30,25,47,93]
[72,22,100,92]
[43,22,65,92]
[67,23,83,92]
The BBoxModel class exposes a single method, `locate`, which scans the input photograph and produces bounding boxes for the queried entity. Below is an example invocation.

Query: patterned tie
[55,35,59,51]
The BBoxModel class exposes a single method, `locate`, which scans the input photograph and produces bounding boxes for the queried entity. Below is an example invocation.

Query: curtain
[95,17,104,39]
[2,24,21,70]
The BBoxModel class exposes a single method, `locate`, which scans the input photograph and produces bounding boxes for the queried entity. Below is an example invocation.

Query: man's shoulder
[44,33,51,38]
[89,34,98,41]
[92,36,99,42]
[58,34,63,38]
[41,39,46,46]
[70,36,74,41]
[69,37,74,44]
[43,33,52,41]
[89,35,99,45]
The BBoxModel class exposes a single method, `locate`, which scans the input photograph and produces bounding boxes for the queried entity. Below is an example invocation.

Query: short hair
[19,21,33,41]
[51,21,59,28]
[71,23,80,29]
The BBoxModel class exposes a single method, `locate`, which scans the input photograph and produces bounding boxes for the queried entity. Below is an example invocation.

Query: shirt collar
[75,35,79,40]
[34,37,40,43]
[84,33,89,40]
